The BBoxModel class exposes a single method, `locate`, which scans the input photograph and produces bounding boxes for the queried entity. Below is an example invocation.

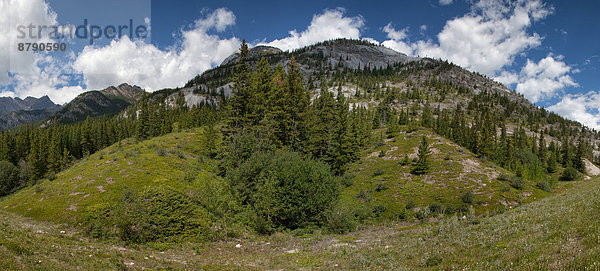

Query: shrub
[356,190,371,202]
[560,167,580,181]
[497,173,511,182]
[326,206,357,234]
[230,151,338,231]
[114,186,211,243]
[45,171,56,181]
[429,202,444,214]
[415,207,430,221]
[509,176,525,190]
[0,160,20,196]
[375,182,388,192]
[341,173,355,187]
[373,204,387,217]
[400,154,410,166]
[536,180,552,192]
[156,148,168,157]
[461,191,475,204]
[499,174,525,190]
[373,168,385,176]
[425,255,442,267]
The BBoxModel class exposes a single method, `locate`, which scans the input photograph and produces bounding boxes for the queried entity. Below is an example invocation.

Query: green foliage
[373,168,385,176]
[341,173,355,187]
[229,151,338,232]
[509,176,525,190]
[536,180,552,192]
[0,160,20,196]
[114,186,211,243]
[560,167,580,182]
[411,136,431,175]
[45,171,56,181]
[325,205,357,234]
[461,191,475,204]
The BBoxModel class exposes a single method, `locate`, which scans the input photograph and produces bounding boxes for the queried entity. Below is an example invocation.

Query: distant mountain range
[0,96,61,130]
[0,84,145,130]
[49,83,145,124]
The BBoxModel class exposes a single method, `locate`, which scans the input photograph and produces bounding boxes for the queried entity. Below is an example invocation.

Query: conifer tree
[228,39,251,130]
[136,93,150,140]
[264,64,291,145]
[573,138,586,173]
[561,136,571,167]
[248,57,272,127]
[328,90,352,175]
[411,136,431,175]
[286,56,310,150]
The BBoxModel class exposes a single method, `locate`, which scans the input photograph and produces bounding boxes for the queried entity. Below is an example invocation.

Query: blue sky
[1,0,599,128]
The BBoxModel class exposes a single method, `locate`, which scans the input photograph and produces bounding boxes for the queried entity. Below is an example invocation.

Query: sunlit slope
[340,127,552,219]
[1,128,232,241]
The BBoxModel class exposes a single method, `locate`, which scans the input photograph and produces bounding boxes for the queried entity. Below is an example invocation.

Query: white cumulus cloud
[382,0,551,76]
[548,91,600,130]
[261,8,365,51]
[439,0,454,5]
[73,8,240,92]
[0,0,86,104]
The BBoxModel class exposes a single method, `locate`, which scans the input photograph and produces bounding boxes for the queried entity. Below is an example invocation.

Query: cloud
[495,54,577,103]
[261,8,364,51]
[0,0,86,104]
[382,0,552,76]
[383,23,407,40]
[439,0,454,5]
[73,8,240,92]
[548,91,600,130]
[195,7,236,32]
[0,0,57,83]
[381,0,578,105]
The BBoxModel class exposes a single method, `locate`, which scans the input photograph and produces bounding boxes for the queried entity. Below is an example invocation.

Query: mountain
[49,83,145,124]
[0,95,61,130]
[2,38,600,269]
[182,39,420,107]
[0,95,59,117]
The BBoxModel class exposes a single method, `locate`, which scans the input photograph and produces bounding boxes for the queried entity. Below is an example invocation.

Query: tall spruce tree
[411,136,431,175]
[228,39,251,131]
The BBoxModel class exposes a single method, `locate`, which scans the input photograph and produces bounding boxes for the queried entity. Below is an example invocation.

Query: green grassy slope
[340,127,550,220]
[1,177,598,270]
[1,128,237,242]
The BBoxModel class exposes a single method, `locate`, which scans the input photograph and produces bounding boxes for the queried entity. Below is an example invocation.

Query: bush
[341,173,355,187]
[326,206,357,234]
[375,182,388,192]
[45,171,56,181]
[230,151,338,231]
[429,202,444,214]
[373,168,385,176]
[509,176,525,190]
[461,191,475,204]
[536,180,552,192]
[497,173,511,182]
[415,207,430,221]
[400,154,410,166]
[373,204,387,217]
[156,148,168,157]
[0,160,20,196]
[560,167,580,181]
[114,186,211,243]
[499,174,525,190]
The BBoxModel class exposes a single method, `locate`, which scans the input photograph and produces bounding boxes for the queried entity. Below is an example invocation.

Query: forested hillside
[1,38,599,248]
